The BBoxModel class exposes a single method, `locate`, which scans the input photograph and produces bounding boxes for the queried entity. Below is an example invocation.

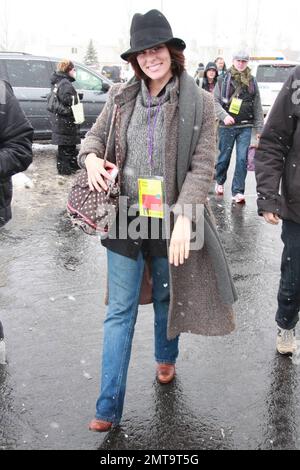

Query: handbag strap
[103,104,118,164]
[72,94,80,106]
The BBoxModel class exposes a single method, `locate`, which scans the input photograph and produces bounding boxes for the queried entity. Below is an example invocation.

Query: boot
[69,157,80,172]
[89,419,112,433]
[277,328,297,355]
[156,363,176,384]
[69,148,80,172]
[57,146,72,176]
[57,160,72,175]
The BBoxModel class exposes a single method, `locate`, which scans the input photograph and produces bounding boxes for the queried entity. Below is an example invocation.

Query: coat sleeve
[214,78,229,122]
[0,81,33,179]
[253,85,264,133]
[255,69,298,215]
[174,91,216,212]
[78,84,121,168]
[57,80,76,107]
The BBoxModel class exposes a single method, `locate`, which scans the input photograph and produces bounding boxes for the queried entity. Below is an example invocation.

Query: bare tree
[84,39,99,66]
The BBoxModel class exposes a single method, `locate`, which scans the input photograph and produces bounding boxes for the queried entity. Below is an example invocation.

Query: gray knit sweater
[122,79,175,206]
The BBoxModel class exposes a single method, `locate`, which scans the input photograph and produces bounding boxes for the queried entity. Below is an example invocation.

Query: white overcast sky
[1,0,300,54]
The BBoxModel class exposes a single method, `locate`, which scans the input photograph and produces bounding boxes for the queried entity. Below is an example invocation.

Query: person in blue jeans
[78,9,236,433]
[256,65,300,356]
[214,50,264,204]
[98,252,178,425]
[275,221,300,334]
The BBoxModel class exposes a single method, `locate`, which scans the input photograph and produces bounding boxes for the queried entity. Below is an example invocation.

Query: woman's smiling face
[136,44,172,82]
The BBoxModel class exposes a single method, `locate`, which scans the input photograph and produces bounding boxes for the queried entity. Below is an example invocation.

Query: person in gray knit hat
[214,49,264,204]
[233,50,250,62]
[78,9,237,432]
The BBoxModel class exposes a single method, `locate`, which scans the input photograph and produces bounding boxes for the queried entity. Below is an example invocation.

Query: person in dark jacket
[49,60,81,175]
[255,66,300,356]
[214,50,264,204]
[202,62,218,93]
[0,80,33,227]
[0,79,33,364]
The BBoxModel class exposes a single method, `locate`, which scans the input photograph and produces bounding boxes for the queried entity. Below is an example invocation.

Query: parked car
[0,52,113,140]
[250,58,299,116]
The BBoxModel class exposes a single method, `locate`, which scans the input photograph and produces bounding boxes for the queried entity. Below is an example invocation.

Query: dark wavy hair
[127,45,185,81]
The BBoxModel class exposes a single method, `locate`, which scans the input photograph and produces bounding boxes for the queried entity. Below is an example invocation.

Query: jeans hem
[95,414,120,425]
[155,359,177,365]
[276,321,298,331]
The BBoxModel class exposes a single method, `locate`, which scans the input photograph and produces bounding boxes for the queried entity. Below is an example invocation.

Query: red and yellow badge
[138,177,164,219]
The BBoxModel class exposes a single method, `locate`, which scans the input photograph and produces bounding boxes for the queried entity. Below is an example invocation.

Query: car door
[73,65,110,134]
[4,58,52,139]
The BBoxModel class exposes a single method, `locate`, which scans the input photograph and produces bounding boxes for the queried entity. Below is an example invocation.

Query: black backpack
[47,82,71,116]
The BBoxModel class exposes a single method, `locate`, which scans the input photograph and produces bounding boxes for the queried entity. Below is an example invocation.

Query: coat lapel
[177,72,203,192]
[163,102,179,206]
[114,80,140,168]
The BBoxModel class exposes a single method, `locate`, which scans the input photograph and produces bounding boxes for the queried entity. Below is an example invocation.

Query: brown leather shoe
[89,419,112,433]
[156,363,176,384]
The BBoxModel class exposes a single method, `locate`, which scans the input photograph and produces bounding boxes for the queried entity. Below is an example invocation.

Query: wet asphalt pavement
[0,145,300,451]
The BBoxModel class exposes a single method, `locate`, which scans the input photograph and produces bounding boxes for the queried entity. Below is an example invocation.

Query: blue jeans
[95,250,179,424]
[276,220,300,330]
[216,126,252,196]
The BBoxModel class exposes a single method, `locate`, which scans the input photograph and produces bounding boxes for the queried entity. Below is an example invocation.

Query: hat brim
[233,57,249,62]
[121,37,186,61]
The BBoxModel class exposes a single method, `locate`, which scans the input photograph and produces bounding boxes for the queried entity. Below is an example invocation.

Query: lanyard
[147,93,162,170]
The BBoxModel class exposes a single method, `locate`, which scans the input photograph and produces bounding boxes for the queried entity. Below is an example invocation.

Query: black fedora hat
[121,9,186,61]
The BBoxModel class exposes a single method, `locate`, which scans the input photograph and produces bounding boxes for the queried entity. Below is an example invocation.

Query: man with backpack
[214,51,264,204]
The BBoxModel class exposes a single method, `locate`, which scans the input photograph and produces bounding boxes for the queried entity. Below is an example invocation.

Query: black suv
[0,52,113,140]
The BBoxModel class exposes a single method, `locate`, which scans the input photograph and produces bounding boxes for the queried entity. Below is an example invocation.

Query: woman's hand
[263,212,280,225]
[224,115,235,126]
[85,153,117,192]
[169,215,191,267]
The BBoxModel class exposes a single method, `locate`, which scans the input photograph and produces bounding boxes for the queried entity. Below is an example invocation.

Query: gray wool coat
[79,71,237,339]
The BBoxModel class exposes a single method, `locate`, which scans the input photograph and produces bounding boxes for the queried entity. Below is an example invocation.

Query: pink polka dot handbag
[67,170,119,235]
[67,105,120,235]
